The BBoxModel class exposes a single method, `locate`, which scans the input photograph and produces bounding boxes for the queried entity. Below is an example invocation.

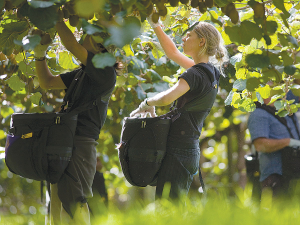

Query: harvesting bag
[5,112,78,184]
[118,117,172,187]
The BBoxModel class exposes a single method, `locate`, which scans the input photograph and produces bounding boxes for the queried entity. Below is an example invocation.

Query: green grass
[2,185,300,225]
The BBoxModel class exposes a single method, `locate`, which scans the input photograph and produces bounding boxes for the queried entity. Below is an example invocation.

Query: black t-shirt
[60,51,116,140]
[167,63,220,147]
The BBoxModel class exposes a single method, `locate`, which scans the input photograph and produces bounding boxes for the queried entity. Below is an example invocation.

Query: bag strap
[59,69,115,118]
[255,102,300,139]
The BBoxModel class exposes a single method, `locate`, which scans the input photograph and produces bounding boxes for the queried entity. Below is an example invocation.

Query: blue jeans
[155,147,200,199]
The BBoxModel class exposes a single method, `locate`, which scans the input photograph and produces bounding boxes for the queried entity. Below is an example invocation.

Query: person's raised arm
[55,21,88,65]
[34,42,66,90]
[149,19,195,70]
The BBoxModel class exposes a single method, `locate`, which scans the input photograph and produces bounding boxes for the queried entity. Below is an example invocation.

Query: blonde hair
[193,22,228,76]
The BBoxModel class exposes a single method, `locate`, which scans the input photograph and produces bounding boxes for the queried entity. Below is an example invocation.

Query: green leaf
[225,91,233,106]
[82,19,104,35]
[26,4,58,31]
[245,54,270,68]
[7,75,26,91]
[284,65,297,75]
[239,98,256,112]
[0,21,29,55]
[92,53,116,69]
[107,18,141,48]
[11,0,27,7]
[233,79,246,91]
[256,85,271,99]
[273,0,290,18]
[263,35,271,46]
[29,0,55,8]
[230,53,243,65]
[274,100,283,110]
[14,35,41,51]
[225,21,262,45]
[140,83,152,91]
[287,35,299,48]
[0,106,14,118]
[0,0,4,9]
[256,92,264,104]
[269,53,281,66]
[147,69,161,82]
[280,13,289,29]
[266,21,278,35]
[58,51,79,70]
[153,82,169,92]
[277,33,289,47]
[134,86,146,100]
[277,110,289,117]
[30,92,42,105]
[151,42,164,60]
[246,77,260,91]
[124,91,133,104]
[214,0,231,7]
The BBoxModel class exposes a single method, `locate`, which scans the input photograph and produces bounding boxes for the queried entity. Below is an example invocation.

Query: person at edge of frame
[130,16,228,199]
[248,88,300,198]
[33,19,120,224]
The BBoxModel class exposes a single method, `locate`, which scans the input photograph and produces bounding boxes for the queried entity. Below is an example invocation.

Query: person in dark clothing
[34,20,117,225]
[130,18,228,199]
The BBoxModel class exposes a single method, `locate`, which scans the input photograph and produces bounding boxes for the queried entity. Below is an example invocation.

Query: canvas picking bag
[4,70,107,184]
[118,117,172,187]
[5,112,78,184]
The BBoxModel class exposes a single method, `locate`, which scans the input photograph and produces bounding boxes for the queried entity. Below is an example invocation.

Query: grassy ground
[2,184,300,225]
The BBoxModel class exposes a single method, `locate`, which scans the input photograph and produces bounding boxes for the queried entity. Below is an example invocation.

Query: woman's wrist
[145,99,150,106]
[34,56,46,61]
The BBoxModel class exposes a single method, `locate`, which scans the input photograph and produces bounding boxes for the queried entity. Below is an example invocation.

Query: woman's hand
[34,42,51,59]
[130,99,157,118]
[147,14,161,29]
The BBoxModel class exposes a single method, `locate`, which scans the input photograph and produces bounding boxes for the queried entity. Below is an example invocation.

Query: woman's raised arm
[151,23,195,70]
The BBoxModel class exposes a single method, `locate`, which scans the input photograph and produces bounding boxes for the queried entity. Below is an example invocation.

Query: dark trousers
[155,147,200,199]
[261,173,290,197]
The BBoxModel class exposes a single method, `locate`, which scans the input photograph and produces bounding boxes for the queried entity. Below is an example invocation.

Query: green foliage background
[0,0,300,221]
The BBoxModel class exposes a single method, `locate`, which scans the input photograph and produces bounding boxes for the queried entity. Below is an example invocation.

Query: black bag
[281,146,300,179]
[244,152,260,179]
[118,117,172,187]
[5,112,78,183]
[244,151,261,199]
[5,70,114,184]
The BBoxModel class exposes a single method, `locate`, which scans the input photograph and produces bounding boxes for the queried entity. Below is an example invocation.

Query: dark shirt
[60,51,116,140]
[168,63,220,147]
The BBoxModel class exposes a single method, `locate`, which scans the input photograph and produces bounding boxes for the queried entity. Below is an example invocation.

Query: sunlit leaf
[225,91,233,106]
[7,75,26,91]
[233,79,246,91]
[29,92,42,105]
[0,106,14,118]
[273,0,290,17]
[256,85,271,99]
[58,51,79,70]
